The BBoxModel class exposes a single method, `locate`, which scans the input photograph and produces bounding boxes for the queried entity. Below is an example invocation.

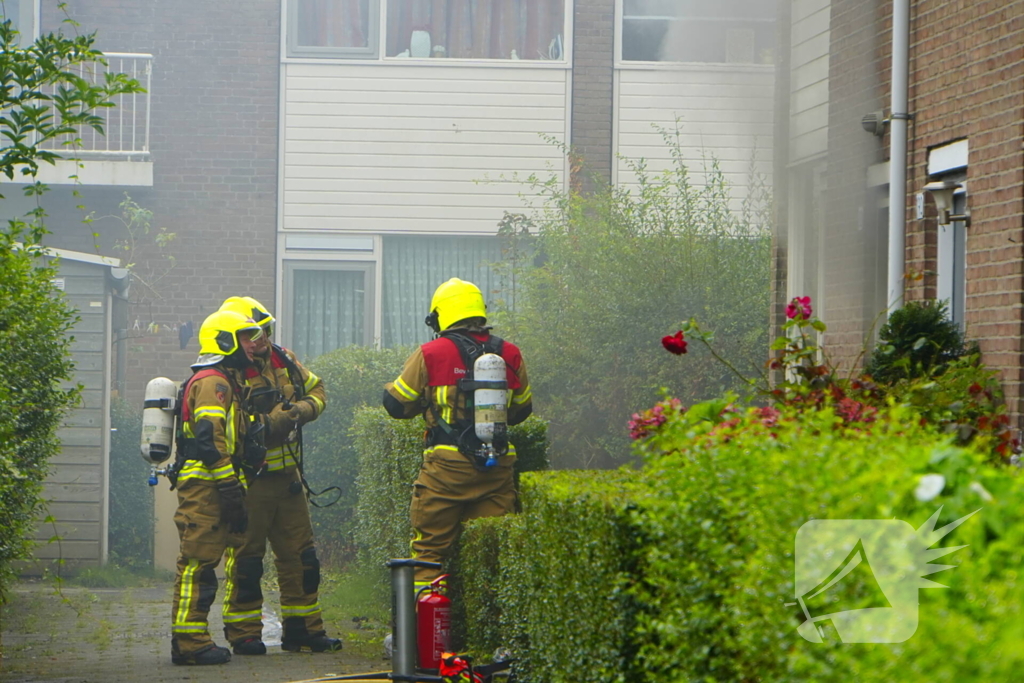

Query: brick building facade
[40,0,280,401]
[776,0,1024,422]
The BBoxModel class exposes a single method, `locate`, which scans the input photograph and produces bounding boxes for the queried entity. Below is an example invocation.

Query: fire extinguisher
[417,575,451,669]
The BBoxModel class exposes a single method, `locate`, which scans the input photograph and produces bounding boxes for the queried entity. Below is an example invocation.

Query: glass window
[286,263,374,359]
[386,0,565,60]
[1,0,37,47]
[291,0,378,57]
[381,235,503,347]
[621,0,775,64]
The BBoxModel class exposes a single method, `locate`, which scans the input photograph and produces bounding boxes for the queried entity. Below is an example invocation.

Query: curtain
[296,0,370,48]
[292,269,366,359]
[386,0,564,59]
[382,235,503,347]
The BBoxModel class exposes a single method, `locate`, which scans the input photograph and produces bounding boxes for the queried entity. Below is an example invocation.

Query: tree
[0,13,143,599]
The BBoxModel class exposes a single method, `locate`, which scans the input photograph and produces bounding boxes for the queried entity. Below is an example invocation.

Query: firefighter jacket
[383,328,532,460]
[177,366,248,488]
[243,345,326,472]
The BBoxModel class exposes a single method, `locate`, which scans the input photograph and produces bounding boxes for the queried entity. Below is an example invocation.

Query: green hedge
[301,344,412,562]
[451,402,1024,683]
[0,235,78,601]
[351,407,549,603]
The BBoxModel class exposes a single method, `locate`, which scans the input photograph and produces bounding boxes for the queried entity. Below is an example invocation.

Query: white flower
[914,473,946,502]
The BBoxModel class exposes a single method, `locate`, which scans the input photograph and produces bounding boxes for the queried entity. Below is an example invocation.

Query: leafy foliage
[493,130,771,468]
[0,224,78,601]
[453,403,1023,683]
[301,344,412,563]
[0,15,141,601]
[866,300,972,384]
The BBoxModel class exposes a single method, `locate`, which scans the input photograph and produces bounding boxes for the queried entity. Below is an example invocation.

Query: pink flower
[786,296,813,320]
[662,330,688,355]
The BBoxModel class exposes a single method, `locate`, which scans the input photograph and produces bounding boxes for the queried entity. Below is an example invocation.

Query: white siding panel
[789,0,830,163]
[615,67,775,212]
[284,63,567,234]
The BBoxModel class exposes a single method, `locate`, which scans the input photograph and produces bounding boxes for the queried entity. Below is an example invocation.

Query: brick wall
[901,0,1024,424]
[570,0,614,190]
[46,1,281,401]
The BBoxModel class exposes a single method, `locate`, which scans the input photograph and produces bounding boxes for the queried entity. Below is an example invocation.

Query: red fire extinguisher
[417,574,452,669]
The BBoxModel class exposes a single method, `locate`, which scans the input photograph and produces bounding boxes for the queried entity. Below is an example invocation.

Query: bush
[301,344,412,563]
[107,399,153,569]
[0,230,78,602]
[866,300,972,384]
[493,134,771,469]
[447,401,1023,682]
[351,407,549,604]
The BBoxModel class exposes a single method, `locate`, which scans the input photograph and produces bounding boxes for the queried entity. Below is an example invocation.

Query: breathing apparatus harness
[252,343,341,507]
[426,329,509,471]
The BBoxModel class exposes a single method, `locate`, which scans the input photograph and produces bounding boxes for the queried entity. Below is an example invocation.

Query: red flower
[786,296,813,320]
[662,330,688,355]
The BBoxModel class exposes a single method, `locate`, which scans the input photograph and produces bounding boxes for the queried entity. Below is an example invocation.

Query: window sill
[283,56,571,69]
[615,61,775,72]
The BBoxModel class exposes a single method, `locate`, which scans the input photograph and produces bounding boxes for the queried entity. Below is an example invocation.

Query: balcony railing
[38,52,153,159]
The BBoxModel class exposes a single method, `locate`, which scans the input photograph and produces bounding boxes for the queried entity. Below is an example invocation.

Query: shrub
[493,133,771,469]
[866,300,971,384]
[301,344,412,563]
[107,398,153,569]
[351,407,549,604]
[0,229,78,601]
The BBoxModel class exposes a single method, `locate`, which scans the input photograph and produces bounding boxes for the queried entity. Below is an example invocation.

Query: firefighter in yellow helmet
[383,278,533,590]
[217,296,340,655]
[170,309,262,666]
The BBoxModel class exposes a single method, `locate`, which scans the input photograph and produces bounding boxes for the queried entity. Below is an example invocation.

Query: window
[288,0,566,60]
[621,0,775,64]
[283,261,375,359]
[290,0,379,57]
[381,235,503,347]
[1,0,37,47]
[386,0,565,60]
[936,190,967,328]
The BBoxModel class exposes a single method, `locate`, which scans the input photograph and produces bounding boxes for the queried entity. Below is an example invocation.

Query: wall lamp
[923,180,970,226]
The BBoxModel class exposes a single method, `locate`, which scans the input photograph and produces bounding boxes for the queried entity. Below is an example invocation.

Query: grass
[319,568,391,661]
[69,563,172,589]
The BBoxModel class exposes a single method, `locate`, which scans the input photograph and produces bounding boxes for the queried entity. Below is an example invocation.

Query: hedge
[0,236,78,601]
[351,407,548,603]
[301,344,412,562]
[451,402,1024,683]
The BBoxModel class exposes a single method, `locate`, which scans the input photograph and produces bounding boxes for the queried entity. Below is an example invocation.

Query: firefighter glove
[287,398,317,425]
[265,405,296,441]
[217,478,248,534]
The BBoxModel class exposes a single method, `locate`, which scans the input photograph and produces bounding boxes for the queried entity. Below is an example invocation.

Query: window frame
[284,0,572,65]
[286,0,381,60]
[614,0,775,67]
[281,259,377,353]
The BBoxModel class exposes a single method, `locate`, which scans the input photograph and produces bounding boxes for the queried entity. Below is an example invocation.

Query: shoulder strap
[179,367,230,423]
[272,343,305,398]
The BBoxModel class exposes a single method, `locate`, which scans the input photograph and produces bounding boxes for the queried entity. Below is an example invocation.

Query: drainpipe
[887,0,911,310]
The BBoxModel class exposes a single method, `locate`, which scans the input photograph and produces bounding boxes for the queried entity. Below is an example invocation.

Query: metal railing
[38,52,153,159]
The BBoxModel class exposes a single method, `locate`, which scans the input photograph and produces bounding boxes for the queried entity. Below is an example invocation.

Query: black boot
[171,642,232,665]
[232,638,267,655]
[282,634,343,653]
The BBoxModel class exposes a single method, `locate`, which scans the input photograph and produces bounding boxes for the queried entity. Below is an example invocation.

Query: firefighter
[171,309,262,666]
[383,278,533,590]
[218,296,341,655]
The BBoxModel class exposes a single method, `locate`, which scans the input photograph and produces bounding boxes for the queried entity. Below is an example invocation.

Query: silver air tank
[473,353,508,447]
[141,377,178,464]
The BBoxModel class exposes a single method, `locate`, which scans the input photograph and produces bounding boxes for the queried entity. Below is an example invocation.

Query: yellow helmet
[220,296,276,335]
[427,278,486,332]
[197,310,263,357]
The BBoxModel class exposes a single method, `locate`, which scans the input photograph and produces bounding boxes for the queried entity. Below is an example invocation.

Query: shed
[28,247,129,570]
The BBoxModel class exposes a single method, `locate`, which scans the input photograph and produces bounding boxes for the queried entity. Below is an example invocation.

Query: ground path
[1,581,385,683]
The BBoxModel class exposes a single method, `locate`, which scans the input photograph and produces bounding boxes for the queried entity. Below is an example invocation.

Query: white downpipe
[887,0,911,310]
